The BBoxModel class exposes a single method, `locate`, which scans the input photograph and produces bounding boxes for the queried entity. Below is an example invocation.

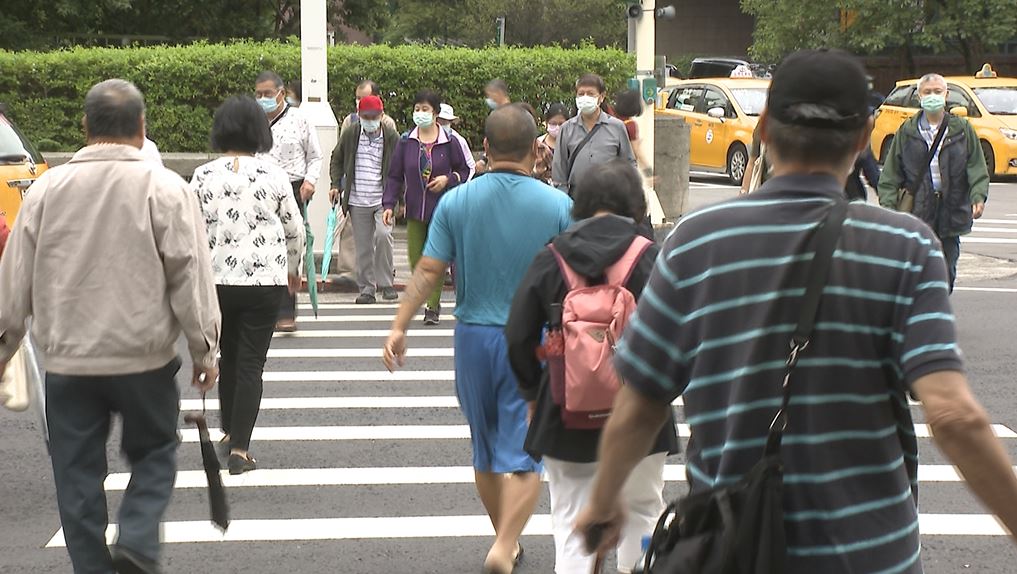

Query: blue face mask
[413,111,435,128]
[485,97,498,110]
[258,96,280,113]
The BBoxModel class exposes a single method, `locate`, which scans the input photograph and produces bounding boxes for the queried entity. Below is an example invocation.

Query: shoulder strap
[765,198,848,456]
[548,243,586,290]
[605,236,654,287]
[908,117,949,194]
[566,123,603,182]
[269,105,291,128]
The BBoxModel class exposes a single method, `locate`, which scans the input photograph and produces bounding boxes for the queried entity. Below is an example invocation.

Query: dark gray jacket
[329,120,399,213]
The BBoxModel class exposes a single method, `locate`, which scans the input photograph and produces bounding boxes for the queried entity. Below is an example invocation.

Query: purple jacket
[383,127,470,222]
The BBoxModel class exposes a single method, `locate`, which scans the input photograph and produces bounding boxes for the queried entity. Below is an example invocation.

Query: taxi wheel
[727,143,748,186]
[981,140,995,180]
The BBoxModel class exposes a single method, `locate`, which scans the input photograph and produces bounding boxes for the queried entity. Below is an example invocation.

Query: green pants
[406,218,443,310]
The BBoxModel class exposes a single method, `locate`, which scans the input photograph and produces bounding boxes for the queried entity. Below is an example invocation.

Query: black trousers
[278,180,306,321]
[218,284,285,451]
[47,358,181,574]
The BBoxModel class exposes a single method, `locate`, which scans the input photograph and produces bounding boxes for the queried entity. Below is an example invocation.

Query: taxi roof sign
[730,64,753,79]
[977,63,998,78]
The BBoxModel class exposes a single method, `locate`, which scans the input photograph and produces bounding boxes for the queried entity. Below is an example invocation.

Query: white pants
[544,453,667,574]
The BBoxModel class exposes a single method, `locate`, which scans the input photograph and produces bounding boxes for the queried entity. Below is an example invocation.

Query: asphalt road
[2,178,1017,573]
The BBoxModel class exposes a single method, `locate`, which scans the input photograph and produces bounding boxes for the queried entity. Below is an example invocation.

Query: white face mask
[576,95,599,115]
[361,119,381,133]
[546,124,562,137]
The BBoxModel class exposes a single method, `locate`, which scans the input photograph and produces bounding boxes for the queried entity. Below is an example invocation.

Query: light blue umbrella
[320,200,339,282]
[303,204,319,318]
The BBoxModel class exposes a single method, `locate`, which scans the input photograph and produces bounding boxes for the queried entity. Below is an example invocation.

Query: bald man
[384,104,573,572]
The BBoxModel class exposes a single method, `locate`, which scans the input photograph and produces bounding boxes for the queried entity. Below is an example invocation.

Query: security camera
[655,5,676,19]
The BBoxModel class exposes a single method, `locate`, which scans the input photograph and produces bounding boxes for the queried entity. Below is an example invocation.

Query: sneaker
[356,293,377,305]
[423,307,440,326]
[381,287,399,301]
[111,545,161,574]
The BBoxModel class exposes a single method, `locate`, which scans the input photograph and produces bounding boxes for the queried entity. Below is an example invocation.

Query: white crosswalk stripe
[43,299,1017,563]
[967,215,1017,246]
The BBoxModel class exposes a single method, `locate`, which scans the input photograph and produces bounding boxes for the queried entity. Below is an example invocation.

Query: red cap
[358,95,384,113]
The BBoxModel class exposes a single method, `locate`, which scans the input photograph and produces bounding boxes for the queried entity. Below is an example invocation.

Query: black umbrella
[184,396,230,532]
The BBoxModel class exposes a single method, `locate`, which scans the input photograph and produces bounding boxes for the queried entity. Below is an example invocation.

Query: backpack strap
[548,243,586,290]
[605,236,654,287]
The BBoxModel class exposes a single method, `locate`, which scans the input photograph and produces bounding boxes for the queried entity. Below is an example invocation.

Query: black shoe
[356,293,377,305]
[423,307,440,326]
[228,453,257,475]
[111,545,161,574]
[381,287,399,301]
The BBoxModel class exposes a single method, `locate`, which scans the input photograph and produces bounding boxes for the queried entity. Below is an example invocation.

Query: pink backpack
[543,236,653,429]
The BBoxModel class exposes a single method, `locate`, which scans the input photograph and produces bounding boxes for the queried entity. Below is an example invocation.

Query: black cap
[767,49,870,129]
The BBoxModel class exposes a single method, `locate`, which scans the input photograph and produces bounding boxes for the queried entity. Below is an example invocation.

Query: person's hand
[527,401,537,424]
[475,160,488,175]
[329,187,340,205]
[300,181,316,203]
[382,329,407,372]
[191,364,219,393]
[426,175,449,193]
[574,498,627,557]
[973,202,985,220]
[382,209,395,226]
[288,273,301,295]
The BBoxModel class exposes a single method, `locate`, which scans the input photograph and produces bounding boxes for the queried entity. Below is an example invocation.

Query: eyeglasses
[255,88,281,99]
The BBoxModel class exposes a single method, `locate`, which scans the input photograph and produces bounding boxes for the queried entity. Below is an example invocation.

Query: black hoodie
[505,214,679,463]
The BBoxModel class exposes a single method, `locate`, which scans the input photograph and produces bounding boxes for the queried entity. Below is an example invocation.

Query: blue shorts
[454,323,541,474]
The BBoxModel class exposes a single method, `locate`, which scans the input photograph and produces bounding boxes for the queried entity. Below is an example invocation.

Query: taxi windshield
[0,115,41,164]
[973,87,1017,115]
[729,88,768,116]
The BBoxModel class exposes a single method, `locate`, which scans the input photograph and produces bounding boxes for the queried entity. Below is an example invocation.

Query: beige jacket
[0,144,221,375]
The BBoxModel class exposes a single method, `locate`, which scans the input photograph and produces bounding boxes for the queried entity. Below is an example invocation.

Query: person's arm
[303,117,323,185]
[276,171,306,279]
[965,121,989,214]
[330,126,347,192]
[383,139,406,217]
[551,124,570,191]
[152,181,221,372]
[457,135,476,180]
[914,371,1017,538]
[446,139,471,190]
[0,178,44,365]
[505,252,554,402]
[617,123,637,170]
[876,131,905,208]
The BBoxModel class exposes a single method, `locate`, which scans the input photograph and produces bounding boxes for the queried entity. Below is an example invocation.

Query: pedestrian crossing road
[15,296,1015,573]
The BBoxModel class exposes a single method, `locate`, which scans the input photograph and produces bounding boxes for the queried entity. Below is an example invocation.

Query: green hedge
[0,42,634,153]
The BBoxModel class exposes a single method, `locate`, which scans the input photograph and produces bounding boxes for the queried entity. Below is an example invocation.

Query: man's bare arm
[916,370,1017,539]
[383,256,447,372]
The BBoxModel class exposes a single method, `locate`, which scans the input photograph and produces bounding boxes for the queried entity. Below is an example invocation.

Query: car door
[668,85,708,167]
[694,85,734,169]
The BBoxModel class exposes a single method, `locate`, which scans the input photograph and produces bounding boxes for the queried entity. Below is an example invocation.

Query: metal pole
[634,0,663,224]
[496,17,506,47]
[300,0,339,252]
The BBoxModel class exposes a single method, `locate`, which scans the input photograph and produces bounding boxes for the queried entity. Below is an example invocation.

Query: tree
[741,0,1017,72]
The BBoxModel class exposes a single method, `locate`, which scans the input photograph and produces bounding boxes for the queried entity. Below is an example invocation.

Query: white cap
[438,103,458,121]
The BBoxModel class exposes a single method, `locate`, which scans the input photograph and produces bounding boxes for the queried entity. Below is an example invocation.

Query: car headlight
[1000,128,1017,140]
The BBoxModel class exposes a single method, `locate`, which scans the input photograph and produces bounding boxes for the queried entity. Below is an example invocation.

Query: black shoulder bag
[896,119,947,213]
[641,198,848,574]
[566,123,603,196]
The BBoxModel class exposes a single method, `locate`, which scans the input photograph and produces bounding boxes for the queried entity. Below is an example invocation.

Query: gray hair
[83,79,145,140]
[918,73,947,91]
[256,70,284,89]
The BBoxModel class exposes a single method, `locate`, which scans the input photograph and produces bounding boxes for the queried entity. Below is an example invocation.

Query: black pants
[941,234,961,293]
[218,284,285,451]
[47,358,181,574]
[278,180,306,321]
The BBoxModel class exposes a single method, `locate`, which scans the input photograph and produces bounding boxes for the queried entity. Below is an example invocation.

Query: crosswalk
[42,298,1017,568]
[966,215,1017,245]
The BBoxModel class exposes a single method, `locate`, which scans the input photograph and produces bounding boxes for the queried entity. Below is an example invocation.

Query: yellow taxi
[657,78,769,184]
[871,65,1017,177]
[0,107,47,228]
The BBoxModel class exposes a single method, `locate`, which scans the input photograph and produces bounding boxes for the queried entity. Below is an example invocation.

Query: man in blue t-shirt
[384,104,572,573]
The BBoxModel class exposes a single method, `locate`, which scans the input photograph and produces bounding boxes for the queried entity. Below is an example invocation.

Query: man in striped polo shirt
[578,50,1017,572]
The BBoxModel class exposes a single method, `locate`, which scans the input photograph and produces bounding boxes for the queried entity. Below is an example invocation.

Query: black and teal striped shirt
[616,174,961,574]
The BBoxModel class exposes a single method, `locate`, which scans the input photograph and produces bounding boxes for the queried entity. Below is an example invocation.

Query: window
[698,87,733,117]
[886,84,919,107]
[946,84,980,117]
[669,86,705,113]
[0,115,42,164]
[729,88,768,116]
[973,87,1017,115]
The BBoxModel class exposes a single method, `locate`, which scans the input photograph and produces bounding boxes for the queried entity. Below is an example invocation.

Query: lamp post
[300,0,339,253]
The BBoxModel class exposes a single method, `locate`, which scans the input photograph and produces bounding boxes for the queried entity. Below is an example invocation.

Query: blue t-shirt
[424,171,573,326]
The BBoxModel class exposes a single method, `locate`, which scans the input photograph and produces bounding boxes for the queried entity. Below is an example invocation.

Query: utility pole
[300,0,339,254]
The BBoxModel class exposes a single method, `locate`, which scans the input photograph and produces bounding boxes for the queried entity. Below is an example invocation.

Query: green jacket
[329,120,399,213]
[877,111,989,237]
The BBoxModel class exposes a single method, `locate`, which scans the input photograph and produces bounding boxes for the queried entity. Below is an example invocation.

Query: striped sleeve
[615,234,689,403]
[896,242,963,387]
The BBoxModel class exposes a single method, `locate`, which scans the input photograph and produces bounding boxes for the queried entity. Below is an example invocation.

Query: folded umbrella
[320,199,340,283]
[303,204,319,317]
[183,397,230,532]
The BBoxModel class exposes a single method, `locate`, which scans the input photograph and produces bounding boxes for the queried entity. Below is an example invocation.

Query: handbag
[640,198,848,574]
[897,118,948,213]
